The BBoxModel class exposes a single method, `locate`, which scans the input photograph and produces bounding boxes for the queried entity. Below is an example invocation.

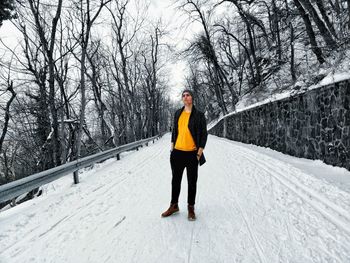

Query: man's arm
[171,111,177,151]
[199,112,208,148]
[197,112,208,158]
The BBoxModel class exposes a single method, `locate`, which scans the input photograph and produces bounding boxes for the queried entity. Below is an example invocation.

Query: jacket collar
[180,105,196,114]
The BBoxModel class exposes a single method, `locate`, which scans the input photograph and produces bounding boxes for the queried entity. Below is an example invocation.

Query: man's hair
[181,89,194,100]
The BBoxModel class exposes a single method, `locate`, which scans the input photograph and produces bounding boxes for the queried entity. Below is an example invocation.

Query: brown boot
[161,203,179,217]
[188,205,196,221]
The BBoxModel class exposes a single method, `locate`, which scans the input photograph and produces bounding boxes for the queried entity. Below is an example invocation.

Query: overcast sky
[0,0,203,102]
[146,0,204,101]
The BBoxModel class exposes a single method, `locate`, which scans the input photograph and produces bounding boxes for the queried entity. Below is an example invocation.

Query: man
[161,89,208,221]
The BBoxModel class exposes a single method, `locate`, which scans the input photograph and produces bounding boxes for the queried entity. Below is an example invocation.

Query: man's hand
[196,147,204,160]
[170,142,174,152]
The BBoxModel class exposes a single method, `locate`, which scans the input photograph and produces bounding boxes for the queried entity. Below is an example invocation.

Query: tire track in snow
[60,143,164,220]
[209,141,268,263]
[210,137,350,261]
[229,146,350,236]
[187,223,195,263]
[0,141,165,259]
[223,163,267,263]
[223,148,295,259]
[232,194,267,263]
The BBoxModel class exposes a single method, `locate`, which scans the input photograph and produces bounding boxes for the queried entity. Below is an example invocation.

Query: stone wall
[209,80,350,171]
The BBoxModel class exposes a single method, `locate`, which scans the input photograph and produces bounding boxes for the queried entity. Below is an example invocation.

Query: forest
[0,0,349,186]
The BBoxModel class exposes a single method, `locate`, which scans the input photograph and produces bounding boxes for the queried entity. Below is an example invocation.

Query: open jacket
[171,105,208,166]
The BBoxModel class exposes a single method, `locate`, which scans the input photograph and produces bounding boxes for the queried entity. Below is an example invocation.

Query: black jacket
[171,105,208,165]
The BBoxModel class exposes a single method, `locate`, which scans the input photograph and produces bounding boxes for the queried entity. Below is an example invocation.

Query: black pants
[170,149,198,206]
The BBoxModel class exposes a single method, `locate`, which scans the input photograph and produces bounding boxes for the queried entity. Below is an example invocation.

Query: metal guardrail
[0,135,161,203]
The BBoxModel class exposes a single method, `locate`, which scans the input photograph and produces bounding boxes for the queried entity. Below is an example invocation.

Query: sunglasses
[182,93,191,97]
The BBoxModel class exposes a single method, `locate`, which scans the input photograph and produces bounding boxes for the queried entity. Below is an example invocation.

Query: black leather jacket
[171,105,208,165]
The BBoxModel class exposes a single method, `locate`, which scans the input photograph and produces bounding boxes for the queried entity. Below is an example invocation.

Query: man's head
[181,89,194,106]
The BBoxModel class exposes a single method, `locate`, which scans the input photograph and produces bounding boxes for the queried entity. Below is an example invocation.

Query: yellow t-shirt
[174,111,197,151]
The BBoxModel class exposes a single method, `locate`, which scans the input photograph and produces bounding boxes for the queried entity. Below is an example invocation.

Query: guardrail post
[73,170,79,184]
[117,153,120,160]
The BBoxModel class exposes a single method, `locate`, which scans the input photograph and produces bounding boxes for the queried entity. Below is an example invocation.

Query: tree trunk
[0,81,16,153]
[315,0,338,39]
[284,0,296,81]
[290,23,296,82]
[348,0,350,30]
[28,0,63,167]
[272,0,282,62]
[75,0,110,158]
[298,0,337,48]
[293,0,326,64]
[76,48,87,158]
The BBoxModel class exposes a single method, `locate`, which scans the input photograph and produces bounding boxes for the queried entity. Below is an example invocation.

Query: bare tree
[178,0,233,113]
[297,0,337,48]
[27,0,63,166]
[293,0,326,64]
[71,0,111,159]
[107,0,146,143]
[85,41,113,147]
[0,79,16,153]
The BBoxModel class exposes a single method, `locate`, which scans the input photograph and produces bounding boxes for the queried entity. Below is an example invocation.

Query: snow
[208,74,350,128]
[317,71,350,87]
[225,140,350,194]
[1,133,350,262]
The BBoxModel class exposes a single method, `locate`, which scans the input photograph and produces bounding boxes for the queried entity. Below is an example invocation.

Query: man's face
[182,92,193,105]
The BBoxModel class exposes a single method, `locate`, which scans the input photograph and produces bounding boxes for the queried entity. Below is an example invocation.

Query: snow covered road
[1,133,350,263]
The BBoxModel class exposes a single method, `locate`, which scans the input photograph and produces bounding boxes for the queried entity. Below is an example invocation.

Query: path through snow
[0,133,350,262]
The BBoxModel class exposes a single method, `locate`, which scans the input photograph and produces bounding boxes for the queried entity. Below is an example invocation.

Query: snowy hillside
[0,133,350,262]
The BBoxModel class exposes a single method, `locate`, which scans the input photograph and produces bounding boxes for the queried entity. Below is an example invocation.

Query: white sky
[0,0,203,102]
[142,0,204,101]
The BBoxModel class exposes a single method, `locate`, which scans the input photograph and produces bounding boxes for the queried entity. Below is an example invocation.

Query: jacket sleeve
[199,112,208,148]
[171,112,176,143]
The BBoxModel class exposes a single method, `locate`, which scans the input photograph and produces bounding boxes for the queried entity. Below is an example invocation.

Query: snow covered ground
[0,133,350,263]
